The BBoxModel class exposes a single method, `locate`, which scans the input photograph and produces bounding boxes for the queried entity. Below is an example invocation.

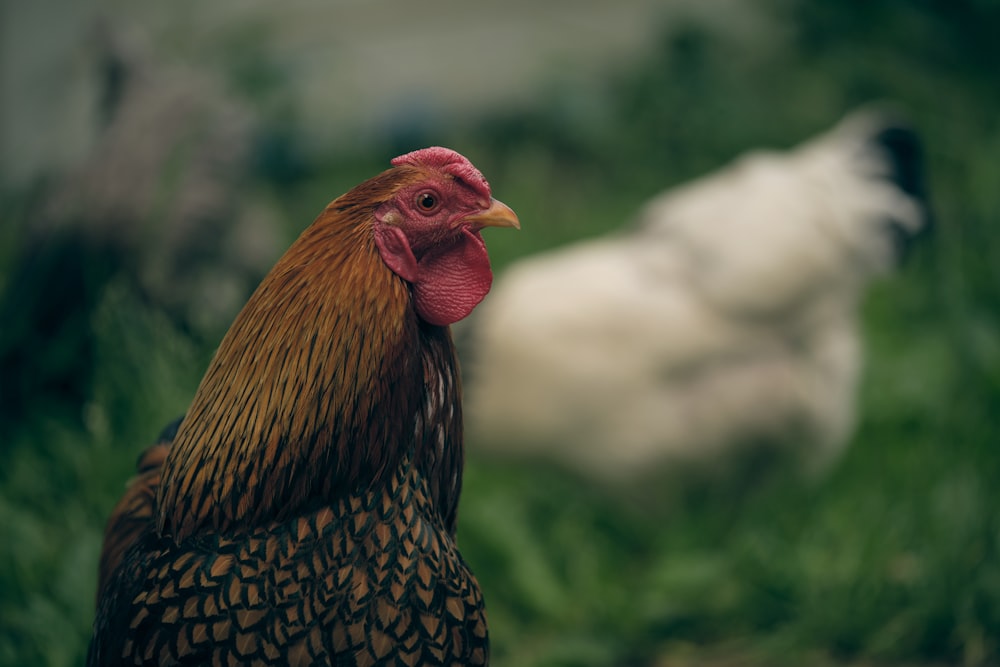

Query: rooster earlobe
[374,223,420,283]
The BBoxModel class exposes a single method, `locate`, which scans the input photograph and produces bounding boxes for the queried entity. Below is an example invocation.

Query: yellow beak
[463,198,520,230]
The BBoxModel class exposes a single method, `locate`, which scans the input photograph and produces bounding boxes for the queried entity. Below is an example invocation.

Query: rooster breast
[92,458,487,666]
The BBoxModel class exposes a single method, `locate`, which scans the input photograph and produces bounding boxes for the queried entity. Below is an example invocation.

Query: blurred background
[1,0,999,665]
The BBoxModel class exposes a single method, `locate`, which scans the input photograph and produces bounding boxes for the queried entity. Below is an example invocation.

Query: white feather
[462,108,928,482]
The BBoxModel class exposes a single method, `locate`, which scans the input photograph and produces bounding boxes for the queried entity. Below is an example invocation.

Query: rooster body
[96,450,484,665]
[90,147,518,666]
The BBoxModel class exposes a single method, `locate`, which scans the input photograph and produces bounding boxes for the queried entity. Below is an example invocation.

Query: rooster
[89,147,519,666]
[461,108,928,483]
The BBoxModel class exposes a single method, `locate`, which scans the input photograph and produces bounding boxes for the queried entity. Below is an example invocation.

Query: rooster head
[373,146,519,326]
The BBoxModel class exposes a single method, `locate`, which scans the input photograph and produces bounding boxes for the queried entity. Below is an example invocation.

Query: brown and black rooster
[89,147,519,666]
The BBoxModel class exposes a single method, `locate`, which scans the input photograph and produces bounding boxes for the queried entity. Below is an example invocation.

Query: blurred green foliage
[2,1,999,665]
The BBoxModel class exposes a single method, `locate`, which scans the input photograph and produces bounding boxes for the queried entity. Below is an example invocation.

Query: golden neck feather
[156,175,464,541]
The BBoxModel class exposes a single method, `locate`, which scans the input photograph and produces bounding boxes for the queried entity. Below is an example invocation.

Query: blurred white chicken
[461,107,929,482]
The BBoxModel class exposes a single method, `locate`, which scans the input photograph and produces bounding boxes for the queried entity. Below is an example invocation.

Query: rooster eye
[415,192,439,213]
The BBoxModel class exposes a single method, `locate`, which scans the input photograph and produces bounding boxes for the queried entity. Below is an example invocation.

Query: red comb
[391,146,491,200]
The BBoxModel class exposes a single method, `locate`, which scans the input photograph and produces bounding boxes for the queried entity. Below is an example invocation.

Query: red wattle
[411,228,494,326]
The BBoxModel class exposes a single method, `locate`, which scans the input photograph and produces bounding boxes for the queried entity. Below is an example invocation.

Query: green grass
[2,1,999,665]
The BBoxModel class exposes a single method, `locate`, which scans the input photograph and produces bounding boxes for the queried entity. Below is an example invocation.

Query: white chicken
[462,107,929,482]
